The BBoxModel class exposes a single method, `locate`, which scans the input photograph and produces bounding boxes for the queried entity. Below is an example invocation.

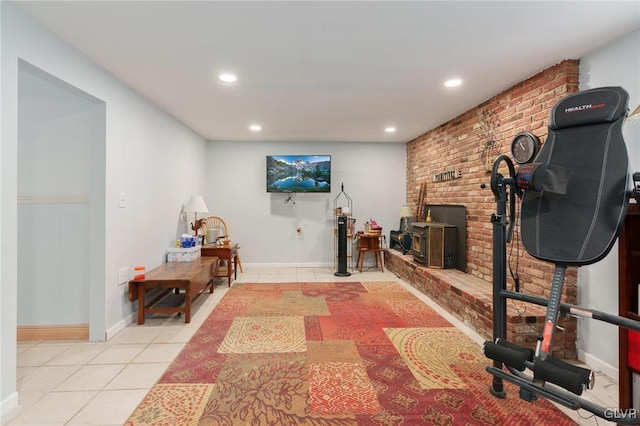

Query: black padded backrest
[520,87,629,266]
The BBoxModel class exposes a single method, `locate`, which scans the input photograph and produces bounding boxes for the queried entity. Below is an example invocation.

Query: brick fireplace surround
[394,59,580,360]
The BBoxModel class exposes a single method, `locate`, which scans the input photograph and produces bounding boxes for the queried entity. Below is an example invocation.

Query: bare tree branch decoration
[477,109,501,172]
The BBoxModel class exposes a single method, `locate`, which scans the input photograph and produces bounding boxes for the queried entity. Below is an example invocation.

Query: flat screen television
[266,155,331,193]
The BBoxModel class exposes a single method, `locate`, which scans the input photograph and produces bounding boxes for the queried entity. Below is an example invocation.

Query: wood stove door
[411,225,429,264]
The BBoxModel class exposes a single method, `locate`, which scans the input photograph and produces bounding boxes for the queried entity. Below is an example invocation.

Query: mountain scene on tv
[267,155,331,193]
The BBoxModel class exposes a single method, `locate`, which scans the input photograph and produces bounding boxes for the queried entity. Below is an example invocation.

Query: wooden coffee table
[128,257,218,324]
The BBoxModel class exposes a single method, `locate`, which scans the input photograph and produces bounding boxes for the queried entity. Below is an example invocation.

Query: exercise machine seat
[520,86,629,266]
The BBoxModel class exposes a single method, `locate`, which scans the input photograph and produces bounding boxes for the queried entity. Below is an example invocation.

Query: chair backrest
[520,86,630,266]
[201,216,229,243]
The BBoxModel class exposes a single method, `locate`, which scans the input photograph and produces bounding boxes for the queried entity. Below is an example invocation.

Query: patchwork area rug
[126,281,576,425]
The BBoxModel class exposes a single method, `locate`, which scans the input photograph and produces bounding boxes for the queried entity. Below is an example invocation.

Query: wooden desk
[201,243,239,286]
[128,257,217,324]
[356,233,384,272]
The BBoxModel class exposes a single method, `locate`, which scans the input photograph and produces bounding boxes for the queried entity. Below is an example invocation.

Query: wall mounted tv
[266,155,331,193]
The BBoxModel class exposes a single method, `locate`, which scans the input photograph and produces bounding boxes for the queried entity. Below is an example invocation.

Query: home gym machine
[483,86,640,424]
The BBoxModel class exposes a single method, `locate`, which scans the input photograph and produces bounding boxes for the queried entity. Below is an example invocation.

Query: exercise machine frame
[485,154,640,424]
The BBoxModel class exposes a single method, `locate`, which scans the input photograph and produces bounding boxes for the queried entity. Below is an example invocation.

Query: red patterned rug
[126,281,576,425]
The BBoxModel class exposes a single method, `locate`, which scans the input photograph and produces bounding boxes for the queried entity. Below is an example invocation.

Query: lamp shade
[628,104,640,123]
[185,195,209,213]
[399,205,412,217]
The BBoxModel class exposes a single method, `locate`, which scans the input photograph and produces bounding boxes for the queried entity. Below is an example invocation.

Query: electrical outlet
[118,267,129,285]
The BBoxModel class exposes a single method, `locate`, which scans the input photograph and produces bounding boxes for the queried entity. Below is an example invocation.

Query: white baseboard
[578,350,618,381]
[0,391,19,420]
[242,262,333,268]
[105,312,135,340]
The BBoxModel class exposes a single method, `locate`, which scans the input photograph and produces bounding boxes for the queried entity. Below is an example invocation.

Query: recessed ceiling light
[444,78,462,88]
[385,127,396,133]
[219,73,237,83]
[249,124,262,132]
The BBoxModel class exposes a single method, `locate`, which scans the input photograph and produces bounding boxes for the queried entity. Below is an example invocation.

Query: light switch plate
[119,192,126,208]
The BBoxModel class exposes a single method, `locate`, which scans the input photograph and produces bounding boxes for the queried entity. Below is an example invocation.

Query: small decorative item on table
[367,219,382,236]
[180,235,198,248]
[206,228,219,245]
[133,266,146,280]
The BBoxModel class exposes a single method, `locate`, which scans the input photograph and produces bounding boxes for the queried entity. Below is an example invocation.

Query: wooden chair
[201,216,243,273]
[356,233,384,272]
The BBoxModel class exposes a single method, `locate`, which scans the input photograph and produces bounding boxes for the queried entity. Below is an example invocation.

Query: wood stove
[412,204,467,272]
[411,222,429,265]
[411,222,457,269]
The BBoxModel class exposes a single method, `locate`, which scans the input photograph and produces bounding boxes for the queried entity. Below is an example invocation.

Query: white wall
[17,64,102,326]
[205,141,407,267]
[1,3,209,416]
[577,29,640,378]
[0,2,10,419]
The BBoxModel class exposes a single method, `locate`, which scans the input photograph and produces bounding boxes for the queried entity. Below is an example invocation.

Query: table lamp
[628,103,640,123]
[185,195,209,236]
[399,205,412,233]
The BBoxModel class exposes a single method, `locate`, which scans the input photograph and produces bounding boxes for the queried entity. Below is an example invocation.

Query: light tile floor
[1,266,619,425]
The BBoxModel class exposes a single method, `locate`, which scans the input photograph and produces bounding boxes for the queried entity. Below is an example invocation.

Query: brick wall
[406,60,580,303]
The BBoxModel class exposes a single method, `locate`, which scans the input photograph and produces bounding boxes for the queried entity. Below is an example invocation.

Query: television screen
[266,155,331,193]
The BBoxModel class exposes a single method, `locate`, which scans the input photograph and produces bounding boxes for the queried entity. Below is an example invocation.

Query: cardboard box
[167,246,201,262]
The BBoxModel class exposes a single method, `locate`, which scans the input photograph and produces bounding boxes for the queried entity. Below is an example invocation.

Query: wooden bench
[128,257,218,324]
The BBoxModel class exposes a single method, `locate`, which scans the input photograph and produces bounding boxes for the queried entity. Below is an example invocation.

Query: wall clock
[510,132,540,164]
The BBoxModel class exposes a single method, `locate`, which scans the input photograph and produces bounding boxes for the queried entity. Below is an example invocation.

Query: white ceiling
[10,1,640,143]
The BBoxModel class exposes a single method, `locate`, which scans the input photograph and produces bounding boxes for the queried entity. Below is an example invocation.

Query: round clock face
[511,132,540,164]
